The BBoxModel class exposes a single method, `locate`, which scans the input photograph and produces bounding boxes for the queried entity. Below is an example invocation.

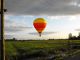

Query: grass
[5,40,80,60]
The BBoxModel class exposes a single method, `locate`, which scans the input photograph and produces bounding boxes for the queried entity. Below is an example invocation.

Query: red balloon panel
[33,23,46,32]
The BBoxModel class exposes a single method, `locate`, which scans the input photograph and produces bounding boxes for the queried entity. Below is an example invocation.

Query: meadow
[5,40,80,60]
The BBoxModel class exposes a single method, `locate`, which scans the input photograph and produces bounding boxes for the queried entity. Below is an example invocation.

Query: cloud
[47,14,80,21]
[5,0,80,15]
[75,29,80,31]
[69,0,80,7]
[29,32,57,35]
[4,18,32,39]
[4,19,32,33]
[4,35,14,39]
[5,26,32,32]
[4,14,34,39]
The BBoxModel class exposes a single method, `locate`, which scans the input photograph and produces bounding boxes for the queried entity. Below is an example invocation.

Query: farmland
[5,40,80,60]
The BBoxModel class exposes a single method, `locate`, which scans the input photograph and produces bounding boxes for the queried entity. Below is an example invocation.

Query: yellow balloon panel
[33,18,47,23]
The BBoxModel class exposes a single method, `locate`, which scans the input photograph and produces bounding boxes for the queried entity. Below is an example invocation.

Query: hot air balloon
[33,18,47,37]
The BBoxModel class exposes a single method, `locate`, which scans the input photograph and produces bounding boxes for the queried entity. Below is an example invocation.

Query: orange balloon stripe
[34,20,47,23]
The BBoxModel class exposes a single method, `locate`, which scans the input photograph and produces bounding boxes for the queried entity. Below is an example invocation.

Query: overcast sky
[4,0,80,40]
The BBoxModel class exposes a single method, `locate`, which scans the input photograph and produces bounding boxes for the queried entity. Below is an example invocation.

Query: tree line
[69,32,80,40]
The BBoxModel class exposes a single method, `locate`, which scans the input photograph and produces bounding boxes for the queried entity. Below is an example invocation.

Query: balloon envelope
[33,18,47,36]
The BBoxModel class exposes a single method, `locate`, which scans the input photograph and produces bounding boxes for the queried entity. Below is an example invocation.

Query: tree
[69,33,72,39]
[77,32,80,39]
[12,38,16,40]
[72,36,77,40]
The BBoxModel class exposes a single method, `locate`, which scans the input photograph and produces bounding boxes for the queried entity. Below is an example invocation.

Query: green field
[5,40,80,60]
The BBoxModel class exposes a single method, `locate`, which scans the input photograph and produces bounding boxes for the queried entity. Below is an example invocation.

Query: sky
[4,0,80,40]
